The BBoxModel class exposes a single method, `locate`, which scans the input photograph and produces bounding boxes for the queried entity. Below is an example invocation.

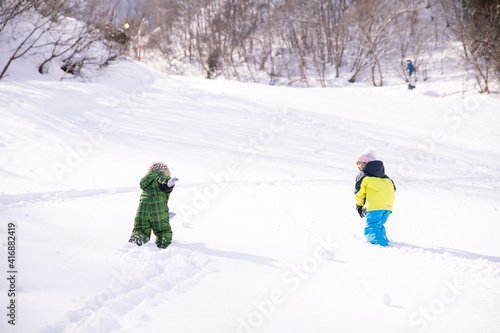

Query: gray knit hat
[356,148,377,163]
[148,162,171,176]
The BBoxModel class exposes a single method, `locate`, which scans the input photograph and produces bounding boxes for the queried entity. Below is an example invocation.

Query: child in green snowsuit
[129,162,175,249]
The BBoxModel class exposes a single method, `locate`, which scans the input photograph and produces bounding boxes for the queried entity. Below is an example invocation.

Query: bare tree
[465,1,500,93]
[392,1,435,82]
[0,0,54,79]
[441,0,500,93]
[1,0,126,80]
[0,0,33,33]
[345,0,394,86]
[327,0,350,79]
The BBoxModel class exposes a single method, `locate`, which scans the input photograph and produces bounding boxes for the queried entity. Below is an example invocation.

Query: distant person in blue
[354,148,396,247]
[407,60,415,77]
[407,60,416,90]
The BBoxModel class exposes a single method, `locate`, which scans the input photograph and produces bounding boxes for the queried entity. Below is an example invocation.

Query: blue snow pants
[365,210,391,247]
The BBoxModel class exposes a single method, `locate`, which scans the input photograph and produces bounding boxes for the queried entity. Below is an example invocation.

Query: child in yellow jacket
[354,149,396,246]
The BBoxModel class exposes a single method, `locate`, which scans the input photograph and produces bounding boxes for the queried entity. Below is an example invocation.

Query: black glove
[159,182,174,194]
[356,205,366,218]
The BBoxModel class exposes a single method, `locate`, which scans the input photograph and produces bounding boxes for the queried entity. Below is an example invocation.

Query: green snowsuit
[129,170,173,248]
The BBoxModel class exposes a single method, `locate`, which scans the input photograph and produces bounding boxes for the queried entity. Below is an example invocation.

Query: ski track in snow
[17,186,500,332]
[36,242,215,333]
[0,188,137,208]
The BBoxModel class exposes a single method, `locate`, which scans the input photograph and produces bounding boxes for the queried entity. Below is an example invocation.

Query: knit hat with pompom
[148,162,171,176]
[356,148,377,163]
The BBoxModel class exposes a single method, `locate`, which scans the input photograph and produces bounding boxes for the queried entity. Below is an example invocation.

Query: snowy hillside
[1,58,500,333]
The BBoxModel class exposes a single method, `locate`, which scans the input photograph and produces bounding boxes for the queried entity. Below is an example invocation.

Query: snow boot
[129,233,149,246]
[156,237,171,249]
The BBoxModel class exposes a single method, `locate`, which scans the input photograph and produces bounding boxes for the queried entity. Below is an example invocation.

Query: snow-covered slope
[1,59,499,333]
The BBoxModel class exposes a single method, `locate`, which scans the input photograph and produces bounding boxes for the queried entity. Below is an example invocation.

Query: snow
[1,56,500,333]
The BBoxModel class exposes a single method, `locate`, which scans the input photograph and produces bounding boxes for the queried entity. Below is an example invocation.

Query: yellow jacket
[355,161,396,212]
